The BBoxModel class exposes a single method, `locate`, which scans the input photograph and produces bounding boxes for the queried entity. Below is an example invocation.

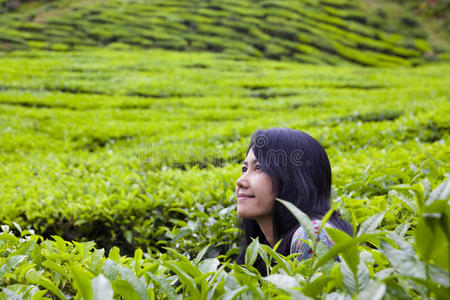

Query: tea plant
[0,5,448,296]
[0,0,442,65]
[0,178,447,299]
[0,48,448,253]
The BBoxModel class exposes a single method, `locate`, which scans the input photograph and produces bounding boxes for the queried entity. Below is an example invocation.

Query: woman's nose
[236,175,249,188]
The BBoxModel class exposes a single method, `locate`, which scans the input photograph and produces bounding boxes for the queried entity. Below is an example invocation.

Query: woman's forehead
[243,149,258,165]
[242,158,258,165]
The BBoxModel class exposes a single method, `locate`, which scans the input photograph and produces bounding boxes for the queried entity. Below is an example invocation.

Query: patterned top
[290,219,335,261]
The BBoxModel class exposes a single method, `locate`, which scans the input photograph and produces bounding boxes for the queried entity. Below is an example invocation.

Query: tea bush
[0,47,448,298]
[0,49,449,253]
[0,178,448,299]
[0,0,442,65]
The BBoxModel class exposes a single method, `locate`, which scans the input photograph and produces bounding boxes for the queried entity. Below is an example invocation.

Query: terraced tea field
[0,0,449,298]
[0,0,445,66]
[0,47,448,298]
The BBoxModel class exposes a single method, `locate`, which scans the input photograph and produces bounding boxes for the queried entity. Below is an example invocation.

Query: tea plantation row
[0,49,449,298]
[0,0,442,66]
[0,180,448,299]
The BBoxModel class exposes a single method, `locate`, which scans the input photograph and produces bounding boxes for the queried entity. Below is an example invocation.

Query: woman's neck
[256,215,275,247]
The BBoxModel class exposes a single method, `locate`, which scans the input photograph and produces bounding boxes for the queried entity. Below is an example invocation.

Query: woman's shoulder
[292,219,335,238]
[290,219,335,260]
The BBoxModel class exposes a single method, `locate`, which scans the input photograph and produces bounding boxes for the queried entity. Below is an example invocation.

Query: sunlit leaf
[92,274,114,300]
[357,211,385,237]
[245,238,260,267]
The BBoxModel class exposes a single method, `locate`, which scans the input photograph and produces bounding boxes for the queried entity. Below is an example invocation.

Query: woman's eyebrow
[242,159,258,165]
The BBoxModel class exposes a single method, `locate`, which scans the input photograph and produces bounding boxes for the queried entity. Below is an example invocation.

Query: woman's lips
[237,193,255,200]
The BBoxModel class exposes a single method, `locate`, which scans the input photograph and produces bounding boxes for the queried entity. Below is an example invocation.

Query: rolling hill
[0,0,447,66]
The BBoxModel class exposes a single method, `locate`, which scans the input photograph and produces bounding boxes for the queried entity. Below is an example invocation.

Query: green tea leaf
[245,238,260,267]
[111,280,141,300]
[260,244,292,275]
[118,265,148,300]
[341,260,357,294]
[146,272,179,300]
[219,286,249,300]
[357,211,385,237]
[42,260,69,280]
[357,281,386,300]
[1,288,22,300]
[102,259,119,281]
[162,247,190,262]
[92,274,113,300]
[415,212,449,270]
[319,205,336,234]
[198,258,219,274]
[194,245,210,265]
[426,178,450,205]
[35,276,66,300]
[303,274,331,298]
[326,228,359,277]
[379,240,426,280]
[163,261,200,297]
[277,198,315,249]
[70,264,93,300]
[264,274,298,289]
[108,247,121,262]
[0,255,27,279]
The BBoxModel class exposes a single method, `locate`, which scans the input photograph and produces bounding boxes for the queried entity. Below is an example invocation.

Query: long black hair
[235,128,352,274]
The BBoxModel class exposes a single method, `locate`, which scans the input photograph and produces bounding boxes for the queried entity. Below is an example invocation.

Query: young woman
[235,128,351,274]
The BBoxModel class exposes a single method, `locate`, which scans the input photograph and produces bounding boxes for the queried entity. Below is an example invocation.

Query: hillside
[0,0,447,66]
[0,48,448,298]
[0,1,449,298]
[1,48,449,253]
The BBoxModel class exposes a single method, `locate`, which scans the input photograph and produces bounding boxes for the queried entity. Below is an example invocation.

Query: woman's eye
[241,165,260,172]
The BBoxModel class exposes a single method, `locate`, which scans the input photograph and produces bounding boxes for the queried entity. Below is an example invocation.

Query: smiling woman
[236,149,277,236]
[235,128,352,275]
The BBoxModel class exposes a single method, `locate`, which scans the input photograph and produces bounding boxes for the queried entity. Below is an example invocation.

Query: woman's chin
[237,208,250,219]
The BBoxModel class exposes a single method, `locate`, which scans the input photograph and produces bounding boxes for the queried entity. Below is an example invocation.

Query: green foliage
[0,42,448,298]
[415,179,449,271]
[0,49,449,258]
[0,179,447,298]
[0,0,441,65]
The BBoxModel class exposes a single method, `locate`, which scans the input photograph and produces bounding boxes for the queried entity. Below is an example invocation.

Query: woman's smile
[235,148,276,221]
[237,192,255,200]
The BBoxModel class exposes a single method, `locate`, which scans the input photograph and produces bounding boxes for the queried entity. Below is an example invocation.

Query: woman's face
[236,148,276,221]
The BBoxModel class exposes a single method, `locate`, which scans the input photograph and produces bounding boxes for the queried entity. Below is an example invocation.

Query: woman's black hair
[235,128,352,275]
